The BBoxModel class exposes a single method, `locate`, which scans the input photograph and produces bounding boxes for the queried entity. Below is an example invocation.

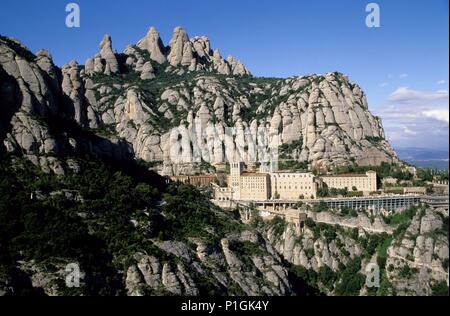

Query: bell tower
[230,162,243,200]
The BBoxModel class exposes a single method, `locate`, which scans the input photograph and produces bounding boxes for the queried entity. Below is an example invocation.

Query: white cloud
[372,86,449,148]
[379,82,389,88]
[402,125,417,135]
[399,74,409,78]
[388,87,449,103]
[423,109,449,124]
[437,80,446,85]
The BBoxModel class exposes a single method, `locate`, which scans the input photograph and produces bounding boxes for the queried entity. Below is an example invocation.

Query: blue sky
[0,0,448,150]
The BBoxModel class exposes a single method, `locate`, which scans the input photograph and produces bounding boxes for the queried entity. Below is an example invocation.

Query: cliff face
[124,231,291,296]
[0,37,63,173]
[0,36,134,175]
[263,205,448,296]
[385,208,449,295]
[0,27,398,176]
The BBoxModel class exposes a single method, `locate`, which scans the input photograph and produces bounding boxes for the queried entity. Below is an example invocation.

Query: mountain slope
[1,27,398,177]
[0,155,293,296]
[0,34,295,296]
[260,204,448,296]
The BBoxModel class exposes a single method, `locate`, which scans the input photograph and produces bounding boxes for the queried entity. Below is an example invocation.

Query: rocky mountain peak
[84,34,120,76]
[35,49,60,93]
[81,26,251,77]
[1,32,400,175]
[99,34,113,50]
[191,36,212,58]
[167,26,191,66]
[99,34,119,75]
[137,27,167,64]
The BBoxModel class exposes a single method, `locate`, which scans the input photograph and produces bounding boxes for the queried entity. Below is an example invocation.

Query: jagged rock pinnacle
[167,27,190,66]
[99,34,119,74]
[137,27,167,64]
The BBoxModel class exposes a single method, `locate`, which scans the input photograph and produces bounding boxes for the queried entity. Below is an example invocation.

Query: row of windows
[272,174,312,178]
[325,179,373,183]
[275,186,312,190]
[275,182,314,186]
[324,180,375,187]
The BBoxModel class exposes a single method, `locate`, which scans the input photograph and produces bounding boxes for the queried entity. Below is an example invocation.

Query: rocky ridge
[1,27,398,176]
[125,231,290,296]
[385,208,449,295]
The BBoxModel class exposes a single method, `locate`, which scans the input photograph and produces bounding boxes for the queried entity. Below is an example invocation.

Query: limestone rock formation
[125,26,250,77]
[2,27,398,175]
[0,36,133,173]
[0,37,63,173]
[140,61,155,80]
[167,27,191,67]
[85,34,119,75]
[99,34,119,74]
[87,71,396,175]
[386,208,448,295]
[35,49,60,93]
[137,27,167,64]
[264,205,448,296]
[61,60,87,125]
[124,230,291,296]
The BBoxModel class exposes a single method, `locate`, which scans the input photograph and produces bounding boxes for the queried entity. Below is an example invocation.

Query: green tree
[431,281,449,296]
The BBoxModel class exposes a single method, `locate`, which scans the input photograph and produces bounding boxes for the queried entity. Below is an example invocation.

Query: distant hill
[396,147,449,170]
